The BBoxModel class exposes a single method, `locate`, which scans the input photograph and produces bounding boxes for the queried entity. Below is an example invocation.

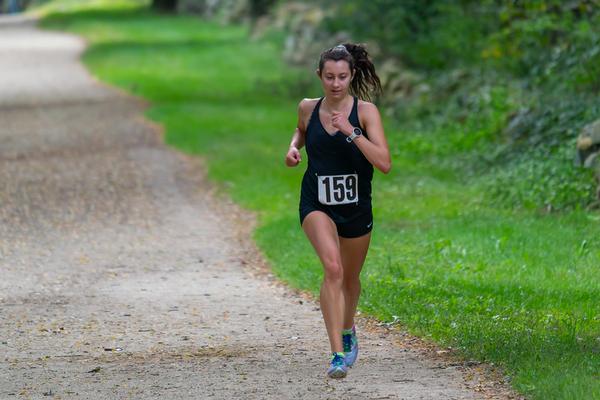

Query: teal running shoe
[342,326,358,367]
[327,352,348,379]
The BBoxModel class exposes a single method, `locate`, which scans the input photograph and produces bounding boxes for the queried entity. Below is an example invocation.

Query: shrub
[480,144,596,211]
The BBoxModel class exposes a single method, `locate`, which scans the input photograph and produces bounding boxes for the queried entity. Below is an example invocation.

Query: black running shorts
[299,202,373,239]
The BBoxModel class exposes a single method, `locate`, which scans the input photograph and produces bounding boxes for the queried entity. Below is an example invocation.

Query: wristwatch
[346,127,363,143]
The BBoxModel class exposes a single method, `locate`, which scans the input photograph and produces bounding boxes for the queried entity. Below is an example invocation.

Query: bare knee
[323,258,344,283]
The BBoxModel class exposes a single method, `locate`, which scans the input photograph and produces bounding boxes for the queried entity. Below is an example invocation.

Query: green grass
[38,2,600,399]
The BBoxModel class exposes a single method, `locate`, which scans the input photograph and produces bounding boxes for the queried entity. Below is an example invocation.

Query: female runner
[284,43,391,378]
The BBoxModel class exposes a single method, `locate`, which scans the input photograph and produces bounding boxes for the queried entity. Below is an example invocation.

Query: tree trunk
[151,0,178,12]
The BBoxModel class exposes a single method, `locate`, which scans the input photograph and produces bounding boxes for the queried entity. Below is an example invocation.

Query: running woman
[284,43,391,378]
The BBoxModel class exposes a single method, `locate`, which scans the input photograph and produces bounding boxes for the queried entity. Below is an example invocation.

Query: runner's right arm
[285,99,309,167]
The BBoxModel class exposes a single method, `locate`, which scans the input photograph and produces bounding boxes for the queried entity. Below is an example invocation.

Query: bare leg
[302,211,345,353]
[339,233,371,330]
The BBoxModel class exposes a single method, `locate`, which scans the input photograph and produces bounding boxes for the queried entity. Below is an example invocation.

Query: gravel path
[0,17,517,400]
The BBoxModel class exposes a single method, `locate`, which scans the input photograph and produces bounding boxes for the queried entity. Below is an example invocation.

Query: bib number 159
[317,174,358,205]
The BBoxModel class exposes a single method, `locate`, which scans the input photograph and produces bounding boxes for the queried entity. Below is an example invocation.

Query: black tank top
[300,96,373,219]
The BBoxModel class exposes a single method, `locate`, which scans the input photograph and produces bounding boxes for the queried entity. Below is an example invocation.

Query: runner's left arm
[332,103,391,174]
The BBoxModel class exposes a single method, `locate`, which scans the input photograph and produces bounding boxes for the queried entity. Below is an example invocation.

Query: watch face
[353,127,362,136]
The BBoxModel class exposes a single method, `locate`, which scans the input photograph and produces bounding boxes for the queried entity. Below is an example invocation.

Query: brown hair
[318,43,382,101]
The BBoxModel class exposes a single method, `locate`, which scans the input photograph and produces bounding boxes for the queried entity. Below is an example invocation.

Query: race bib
[317,174,359,205]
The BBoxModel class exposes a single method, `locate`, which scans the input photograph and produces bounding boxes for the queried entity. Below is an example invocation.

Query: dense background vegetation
[317,0,600,211]
[30,1,600,399]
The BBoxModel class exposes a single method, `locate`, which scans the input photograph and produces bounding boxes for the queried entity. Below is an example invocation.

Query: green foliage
[397,89,600,211]
[486,0,600,89]
[481,145,597,211]
[312,0,600,211]
[322,0,495,70]
[470,91,600,211]
[318,0,600,85]
[500,95,599,153]
[385,72,517,184]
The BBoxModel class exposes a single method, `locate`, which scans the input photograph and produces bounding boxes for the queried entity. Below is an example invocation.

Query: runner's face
[318,60,352,99]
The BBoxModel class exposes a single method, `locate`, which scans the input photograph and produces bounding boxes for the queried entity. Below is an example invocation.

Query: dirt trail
[0,17,516,399]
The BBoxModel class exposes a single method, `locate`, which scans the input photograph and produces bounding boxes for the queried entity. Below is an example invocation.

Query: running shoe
[327,352,348,379]
[342,326,358,367]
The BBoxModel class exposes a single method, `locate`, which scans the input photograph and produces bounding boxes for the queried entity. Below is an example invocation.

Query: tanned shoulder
[299,98,320,113]
[298,98,320,131]
[357,100,380,127]
[357,99,378,113]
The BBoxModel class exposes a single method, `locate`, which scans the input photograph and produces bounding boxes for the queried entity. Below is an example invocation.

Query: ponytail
[318,43,382,101]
